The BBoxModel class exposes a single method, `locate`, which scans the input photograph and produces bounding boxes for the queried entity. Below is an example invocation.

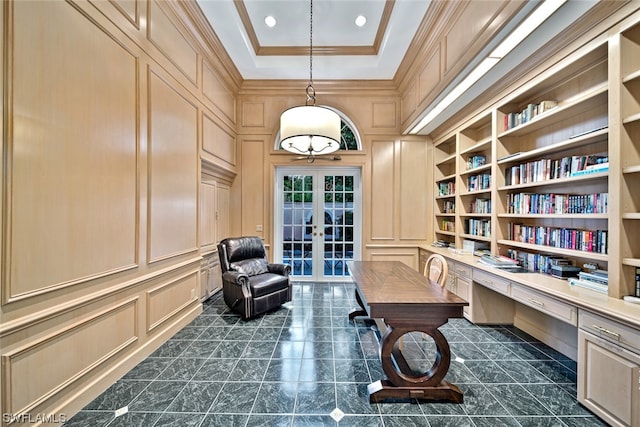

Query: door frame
[274,166,362,281]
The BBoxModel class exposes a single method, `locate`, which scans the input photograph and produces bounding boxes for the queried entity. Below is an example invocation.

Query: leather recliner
[217,236,292,319]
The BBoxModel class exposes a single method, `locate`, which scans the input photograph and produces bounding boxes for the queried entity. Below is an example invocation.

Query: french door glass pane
[282,175,313,276]
[323,174,354,277]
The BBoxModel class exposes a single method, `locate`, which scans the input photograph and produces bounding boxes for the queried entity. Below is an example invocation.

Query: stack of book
[478,254,521,270]
[568,270,608,294]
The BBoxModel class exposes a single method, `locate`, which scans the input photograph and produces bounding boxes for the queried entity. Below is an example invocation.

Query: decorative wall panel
[203,61,235,124]
[148,0,197,84]
[445,1,502,73]
[372,102,397,128]
[418,47,441,103]
[240,139,266,236]
[146,271,198,331]
[241,102,266,128]
[370,140,395,240]
[5,0,138,301]
[203,112,236,166]
[2,299,138,414]
[399,140,428,240]
[147,70,198,262]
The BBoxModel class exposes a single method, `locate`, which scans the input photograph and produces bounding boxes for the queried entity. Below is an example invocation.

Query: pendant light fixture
[279,0,341,163]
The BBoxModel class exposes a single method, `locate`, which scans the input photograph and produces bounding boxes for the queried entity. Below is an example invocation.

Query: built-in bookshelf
[430,40,631,297]
[434,136,457,244]
[618,21,640,297]
[495,42,610,288]
[458,114,493,246]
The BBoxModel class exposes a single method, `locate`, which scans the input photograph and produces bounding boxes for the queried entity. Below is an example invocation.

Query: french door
[275,167,361,281]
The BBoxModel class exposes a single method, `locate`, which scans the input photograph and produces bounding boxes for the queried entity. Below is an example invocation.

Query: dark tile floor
[64,282,607,427]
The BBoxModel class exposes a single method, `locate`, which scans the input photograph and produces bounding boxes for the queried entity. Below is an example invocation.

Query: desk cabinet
[578,310,640,427]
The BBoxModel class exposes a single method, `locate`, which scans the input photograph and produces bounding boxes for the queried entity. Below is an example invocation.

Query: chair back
[423,254,448,287]
[218,236,268,274]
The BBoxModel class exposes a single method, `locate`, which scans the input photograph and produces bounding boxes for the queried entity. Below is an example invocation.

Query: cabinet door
[456,277,471,316]
[578,329,640,427]
[216,183,230,241]
[200,181,217,249]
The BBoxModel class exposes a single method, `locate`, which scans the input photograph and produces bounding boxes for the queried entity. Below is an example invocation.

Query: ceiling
[196,0,600,134]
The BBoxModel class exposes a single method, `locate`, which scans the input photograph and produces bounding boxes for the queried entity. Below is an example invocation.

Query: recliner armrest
[268,263,291,276]
[222,270,249,285]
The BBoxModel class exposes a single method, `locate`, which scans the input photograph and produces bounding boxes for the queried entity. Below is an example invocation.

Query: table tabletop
[347,261,468,322]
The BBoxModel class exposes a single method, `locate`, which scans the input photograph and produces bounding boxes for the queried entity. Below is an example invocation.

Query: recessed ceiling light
[355,15,366,27]
[265,15,276,27]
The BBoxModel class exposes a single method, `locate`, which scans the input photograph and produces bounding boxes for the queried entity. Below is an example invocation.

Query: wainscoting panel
[146,270,199,332]
[371,102,397,129]
[2,298,138,415]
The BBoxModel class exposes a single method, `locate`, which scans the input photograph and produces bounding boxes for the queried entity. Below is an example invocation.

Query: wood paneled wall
[235,83,431,266]
[0,0,238,422]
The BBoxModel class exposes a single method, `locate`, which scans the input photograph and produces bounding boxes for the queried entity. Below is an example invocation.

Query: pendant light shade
[279,0,341,161]
[280,105,341,156]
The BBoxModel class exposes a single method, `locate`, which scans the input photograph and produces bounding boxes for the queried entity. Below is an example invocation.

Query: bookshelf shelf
[496,128,608,165]
[623,112,640,125]
[497,171,608,191]
[622,68,640,83]
[622,258,640,267]
[460,213,491,218]
[435,194,455,200]
[497,83,608,138]
[460,233,491,242]
[436,153,456,166]
[622,164,640,174]
[459,189,491,197]
[622,213,640,220]
[436,230,456,236]
[498,213,608,219]
[460,164,491,176]
[497,239,609,261]
[460,137,491,155]
[436,213,456,217]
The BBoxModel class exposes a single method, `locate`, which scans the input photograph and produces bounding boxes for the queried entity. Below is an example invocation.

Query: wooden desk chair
[423,254,448,287]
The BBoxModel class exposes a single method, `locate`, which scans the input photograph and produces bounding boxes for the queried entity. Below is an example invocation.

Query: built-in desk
[419,245,640,427]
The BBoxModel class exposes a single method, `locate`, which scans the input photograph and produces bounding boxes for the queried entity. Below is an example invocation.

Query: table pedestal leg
[348,289,368,320]
[368,322,463,403]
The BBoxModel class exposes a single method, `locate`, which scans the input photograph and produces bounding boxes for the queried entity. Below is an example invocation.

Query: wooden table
[347,261,469,403]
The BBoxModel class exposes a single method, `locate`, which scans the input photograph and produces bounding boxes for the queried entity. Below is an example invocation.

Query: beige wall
[234,82,431,267]
[0,0,238,422]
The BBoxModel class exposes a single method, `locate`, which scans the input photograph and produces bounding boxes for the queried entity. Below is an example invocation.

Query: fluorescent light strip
[409,0,567,134]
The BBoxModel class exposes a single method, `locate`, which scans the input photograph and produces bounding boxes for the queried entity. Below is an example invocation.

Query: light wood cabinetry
[430,15,640,299]
[200,253,222,301]
[578,310,640,427]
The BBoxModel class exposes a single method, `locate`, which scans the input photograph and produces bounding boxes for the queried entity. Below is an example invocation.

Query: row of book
[442,200,455,214]
[507,223,608,254]
[438,181,455,197]
[503,100,558,131]
[466,154,486,170]
[440,220,455,232]
[504,154,608,186]
[467,173,491,192]
[465,219,491,237]
[469,198,491,214]
[505,249,570,275]
[505,192,609,215]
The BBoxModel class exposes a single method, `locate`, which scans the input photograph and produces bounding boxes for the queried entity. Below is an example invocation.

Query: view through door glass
[280,170,358,279]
